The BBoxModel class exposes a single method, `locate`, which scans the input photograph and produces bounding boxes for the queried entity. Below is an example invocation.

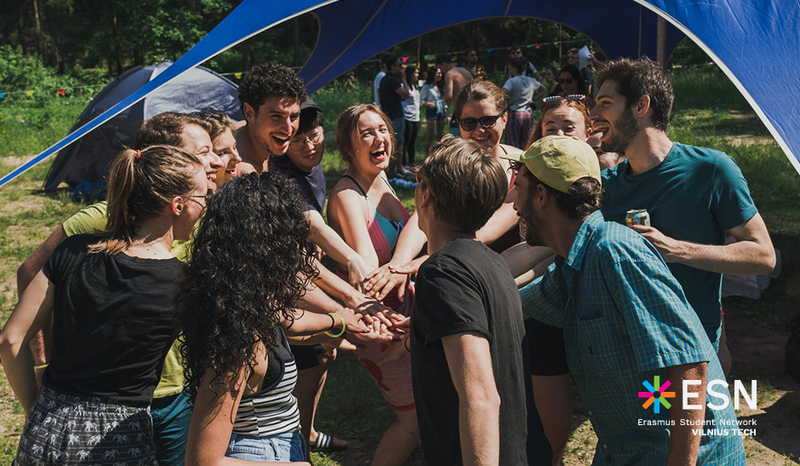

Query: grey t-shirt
[503,75,541,111]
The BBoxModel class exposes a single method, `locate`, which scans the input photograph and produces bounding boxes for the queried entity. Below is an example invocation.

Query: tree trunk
[17,0,27,51]
[32,0,45,57]
[111,12,122,75]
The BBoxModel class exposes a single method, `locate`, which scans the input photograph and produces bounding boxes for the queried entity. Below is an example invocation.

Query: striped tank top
[232,328,300,437]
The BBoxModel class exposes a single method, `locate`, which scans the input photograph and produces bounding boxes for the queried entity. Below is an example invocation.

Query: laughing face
[459,98,507,153]
[541,105,590,141]
[212,128,241,187]
[591,80,641,153]
[180,123,222,191]
[352,111,393,175]
[245,96,301,156]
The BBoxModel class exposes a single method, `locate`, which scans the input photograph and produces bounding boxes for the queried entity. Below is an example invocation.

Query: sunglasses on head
[458,113,504,131]
[542,94,586,104]
[558,78,575,84]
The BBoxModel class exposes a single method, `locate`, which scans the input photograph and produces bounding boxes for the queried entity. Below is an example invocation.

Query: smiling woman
[326,103,421,466]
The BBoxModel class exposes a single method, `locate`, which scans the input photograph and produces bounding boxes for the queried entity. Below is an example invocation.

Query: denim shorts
[226,428,307,462]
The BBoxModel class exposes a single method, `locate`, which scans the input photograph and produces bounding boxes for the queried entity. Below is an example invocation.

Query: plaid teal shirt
[520,211,745,464]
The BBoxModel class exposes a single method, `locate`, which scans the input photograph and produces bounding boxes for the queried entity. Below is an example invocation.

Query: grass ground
[1,67,799,465]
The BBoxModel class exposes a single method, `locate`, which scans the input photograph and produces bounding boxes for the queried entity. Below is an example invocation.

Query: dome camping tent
[3,0,799,190]
[43,61,243,192]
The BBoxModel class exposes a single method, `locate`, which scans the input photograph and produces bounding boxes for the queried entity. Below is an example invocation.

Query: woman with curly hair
[181,172,367,464]
[1,145,207,466]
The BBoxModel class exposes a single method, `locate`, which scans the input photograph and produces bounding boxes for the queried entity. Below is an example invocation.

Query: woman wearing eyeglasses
[1,146,207,465]
[327,104,421,466]
[454,80,522,253]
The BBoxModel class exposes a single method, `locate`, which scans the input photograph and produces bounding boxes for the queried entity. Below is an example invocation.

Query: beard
[601,106,639,153]
[522,208,545,247]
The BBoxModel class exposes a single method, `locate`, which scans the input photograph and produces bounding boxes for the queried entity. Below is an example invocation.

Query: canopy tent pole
[657,16,667,65]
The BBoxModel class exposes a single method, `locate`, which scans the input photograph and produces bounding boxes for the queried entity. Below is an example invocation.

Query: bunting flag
[57,88,66,97]
[234,72,243,79]
[486,48,494,53]
[25,90,35,97]
[0,93,5,100]
[401,56,409,63]
[87,85,94,92]
[423,54,431,60]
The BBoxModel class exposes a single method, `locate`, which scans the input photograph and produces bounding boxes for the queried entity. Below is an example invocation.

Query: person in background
[567,47,595,95]
[373,57,387,109]
[378,54,410,174]
[586,129,624,170]
[515,94,593,465]
[504,43,541,81]
[270,98,366,454]
[465,49,488,81]
[503,58,546,149]
[543,65,562,96]
[435,54,472,136]
[401,65,421,169]
[558,65,593,108]
[2,145,208,466]
[420,67,446,155]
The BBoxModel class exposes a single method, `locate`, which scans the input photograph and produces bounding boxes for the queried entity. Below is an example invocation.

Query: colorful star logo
[638,376,675,413]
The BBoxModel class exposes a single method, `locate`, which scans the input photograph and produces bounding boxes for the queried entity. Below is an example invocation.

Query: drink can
[625,209,651,227]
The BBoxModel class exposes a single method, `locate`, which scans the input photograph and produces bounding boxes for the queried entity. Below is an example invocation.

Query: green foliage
[670,66,752,113]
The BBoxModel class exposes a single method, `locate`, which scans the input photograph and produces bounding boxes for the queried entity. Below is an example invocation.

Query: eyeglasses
[289,130,324,151]
[542,94,586,104]
[458,114,504,131]
[187,193,212,208]
[558,78,575,84]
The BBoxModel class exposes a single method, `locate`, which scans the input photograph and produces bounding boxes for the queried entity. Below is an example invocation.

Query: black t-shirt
[379,73,404,120]
[42,234,183,405]
[269,154,326,213]
[411,238,528,465]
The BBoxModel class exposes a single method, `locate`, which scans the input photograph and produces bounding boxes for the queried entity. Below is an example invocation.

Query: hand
[343,290,406,328]
[347,256,374,293]
[630,224,682,262]
[336,307,371,335]
[378,335,411,366]
[363,263,411,302]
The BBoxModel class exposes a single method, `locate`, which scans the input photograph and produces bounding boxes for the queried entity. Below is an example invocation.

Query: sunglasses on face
[558,78,575,84]
[458,113,504,131]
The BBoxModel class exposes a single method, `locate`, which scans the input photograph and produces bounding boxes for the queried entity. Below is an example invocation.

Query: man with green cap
[503,135,745,465]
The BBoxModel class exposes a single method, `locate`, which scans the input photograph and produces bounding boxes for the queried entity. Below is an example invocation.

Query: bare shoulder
[235,162,258,176]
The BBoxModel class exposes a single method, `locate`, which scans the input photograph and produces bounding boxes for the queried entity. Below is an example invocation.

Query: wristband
[325,312,346,338]
[403,337,411,353]
[34,364,49,371]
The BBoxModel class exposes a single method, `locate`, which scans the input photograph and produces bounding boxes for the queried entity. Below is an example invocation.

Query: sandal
[311,431,348,452]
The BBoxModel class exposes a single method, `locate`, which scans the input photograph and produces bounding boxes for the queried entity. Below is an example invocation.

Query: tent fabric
[43,62,242,191]
[2,0,798,190]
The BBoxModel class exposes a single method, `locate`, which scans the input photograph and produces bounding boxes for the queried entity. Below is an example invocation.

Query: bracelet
[325,312,346,338]
[327,313,336,332]
[34,364,49,370]
[403,337,411,353]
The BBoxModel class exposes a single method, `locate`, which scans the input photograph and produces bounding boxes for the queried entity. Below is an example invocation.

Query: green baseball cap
[500,135,601,193]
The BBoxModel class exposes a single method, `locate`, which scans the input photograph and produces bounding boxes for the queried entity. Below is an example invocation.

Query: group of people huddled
[0,53,775,466]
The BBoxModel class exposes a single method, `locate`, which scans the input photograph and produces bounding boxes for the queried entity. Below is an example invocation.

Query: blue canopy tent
[1,0,797,189]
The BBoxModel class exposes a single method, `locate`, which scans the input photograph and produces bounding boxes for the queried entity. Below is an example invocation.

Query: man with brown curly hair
[235,61,307,173]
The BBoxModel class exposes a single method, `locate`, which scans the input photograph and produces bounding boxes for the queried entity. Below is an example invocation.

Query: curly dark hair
[177,171,317,396]
[238,61,307,114]
[594,57,674,131]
